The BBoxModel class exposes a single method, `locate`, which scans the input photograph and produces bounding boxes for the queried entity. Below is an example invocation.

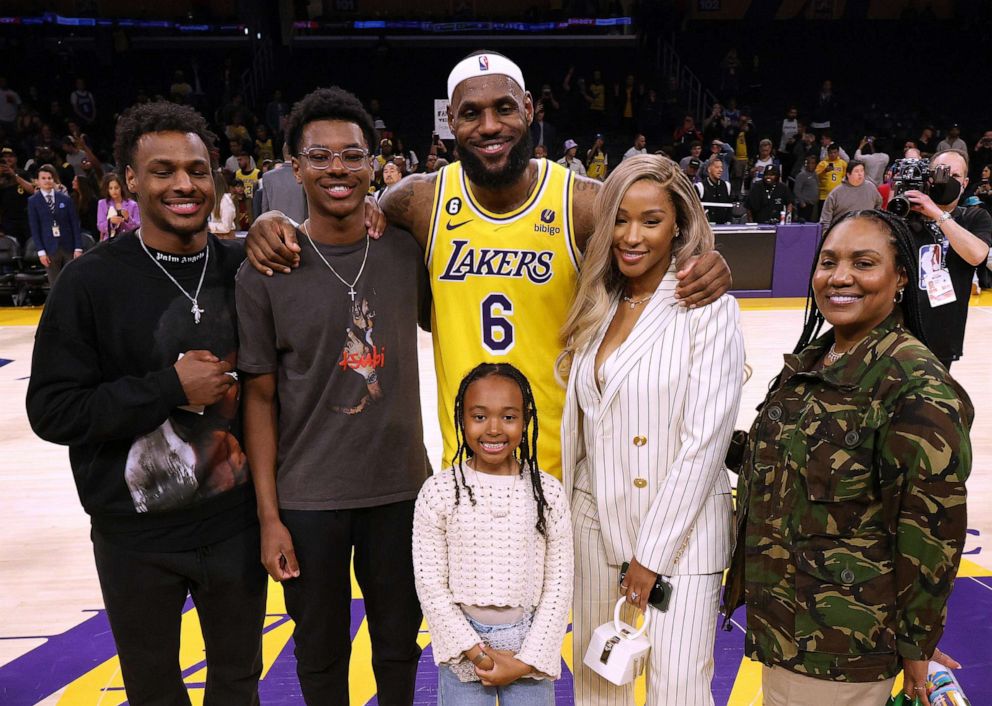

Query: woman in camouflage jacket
[721,210,973,706]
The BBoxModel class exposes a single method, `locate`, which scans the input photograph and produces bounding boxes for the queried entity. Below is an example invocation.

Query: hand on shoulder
[379,172,437,249]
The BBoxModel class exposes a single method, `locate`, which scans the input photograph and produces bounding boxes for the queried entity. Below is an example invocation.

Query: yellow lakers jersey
[587,152,608,181]
[426,159,580,478]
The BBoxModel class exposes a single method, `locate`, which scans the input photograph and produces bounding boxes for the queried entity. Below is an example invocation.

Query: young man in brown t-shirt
[237,87,430,705]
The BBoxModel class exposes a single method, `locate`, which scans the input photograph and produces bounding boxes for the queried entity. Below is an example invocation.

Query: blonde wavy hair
[556,154,714,382]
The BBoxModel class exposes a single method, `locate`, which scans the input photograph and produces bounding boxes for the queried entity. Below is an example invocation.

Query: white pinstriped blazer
[561,268,745,576]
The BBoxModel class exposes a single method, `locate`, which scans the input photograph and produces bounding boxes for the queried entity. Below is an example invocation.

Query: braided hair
[794,209,930,354]
[451,362,550,536]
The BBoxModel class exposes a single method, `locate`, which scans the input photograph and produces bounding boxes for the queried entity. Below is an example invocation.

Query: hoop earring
[894,288,904,303]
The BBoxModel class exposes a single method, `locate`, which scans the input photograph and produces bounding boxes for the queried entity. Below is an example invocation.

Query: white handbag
[582,598,652,686]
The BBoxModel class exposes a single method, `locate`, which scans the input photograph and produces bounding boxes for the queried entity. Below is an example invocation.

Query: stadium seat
[14,240,50,306]
[0,235,19,305]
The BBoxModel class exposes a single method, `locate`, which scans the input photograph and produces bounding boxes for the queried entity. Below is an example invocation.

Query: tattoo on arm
[382,182,415,226]
[572,176,601,195]
[571,176,602,252]
[381,173,436,249]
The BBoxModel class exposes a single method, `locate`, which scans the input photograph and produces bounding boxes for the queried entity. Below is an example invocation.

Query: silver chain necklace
[137,229,209,324]
[301,221,370,302]
[825,343,846,364]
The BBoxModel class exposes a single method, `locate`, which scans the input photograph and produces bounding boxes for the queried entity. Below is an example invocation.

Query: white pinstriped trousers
[571,488,721,706]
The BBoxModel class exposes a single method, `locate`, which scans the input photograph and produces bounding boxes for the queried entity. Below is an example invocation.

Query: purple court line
[258,599,368,704]
[3,585,990,705]
[0,609,117,706]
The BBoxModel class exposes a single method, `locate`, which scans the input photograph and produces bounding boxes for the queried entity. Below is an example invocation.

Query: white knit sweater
[412,466,573,678]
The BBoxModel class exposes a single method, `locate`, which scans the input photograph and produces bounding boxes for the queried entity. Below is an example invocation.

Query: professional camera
[887,158,961,217]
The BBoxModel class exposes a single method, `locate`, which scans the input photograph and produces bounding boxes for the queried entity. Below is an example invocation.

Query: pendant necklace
[622,292,653,309]
[467,462,519,519]
[301,221,370,302]
[825,343,846,365]
[137,229,209,324]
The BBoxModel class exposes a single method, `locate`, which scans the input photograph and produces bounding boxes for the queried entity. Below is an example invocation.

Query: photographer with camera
[898,149,992,369]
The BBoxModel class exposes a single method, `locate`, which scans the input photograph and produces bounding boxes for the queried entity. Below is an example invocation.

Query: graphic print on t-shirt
[124,248,250,513]
[333,290,386,415]
[125,353,248,512]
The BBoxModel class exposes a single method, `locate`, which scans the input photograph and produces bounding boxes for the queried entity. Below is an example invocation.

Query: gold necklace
[622,293,653,309]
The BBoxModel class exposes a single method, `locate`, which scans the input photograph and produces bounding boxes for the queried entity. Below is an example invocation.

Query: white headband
[447,54,526,100]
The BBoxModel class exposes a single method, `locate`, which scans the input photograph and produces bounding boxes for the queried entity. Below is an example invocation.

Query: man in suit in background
[28,164,82,285]
[256,144,307,224]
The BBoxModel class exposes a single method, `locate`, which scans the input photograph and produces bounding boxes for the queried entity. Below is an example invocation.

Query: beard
[458,131,533,190]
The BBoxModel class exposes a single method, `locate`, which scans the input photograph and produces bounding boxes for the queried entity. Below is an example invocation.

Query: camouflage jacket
[721,313,973,682]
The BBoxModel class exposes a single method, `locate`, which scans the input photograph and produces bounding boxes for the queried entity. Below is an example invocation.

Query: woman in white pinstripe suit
[557,155,745,706]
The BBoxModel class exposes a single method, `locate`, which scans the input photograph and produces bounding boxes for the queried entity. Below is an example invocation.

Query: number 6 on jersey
[482,293,514,354]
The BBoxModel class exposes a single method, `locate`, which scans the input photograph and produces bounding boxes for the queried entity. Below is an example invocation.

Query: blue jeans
[438,664,555,705]
[438,614,555,705]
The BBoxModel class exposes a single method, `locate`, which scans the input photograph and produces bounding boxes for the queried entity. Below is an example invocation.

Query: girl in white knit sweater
[413,363,573,705]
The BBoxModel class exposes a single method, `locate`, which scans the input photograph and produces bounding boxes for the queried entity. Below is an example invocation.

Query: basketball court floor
[2,297,990,705]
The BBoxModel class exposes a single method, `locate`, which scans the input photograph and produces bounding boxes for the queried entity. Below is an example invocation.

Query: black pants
[46,247,73,286]
[281,500,422,706]
[92,525,268,706]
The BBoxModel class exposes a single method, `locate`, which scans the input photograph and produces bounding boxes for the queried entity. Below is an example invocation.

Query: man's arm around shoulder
[378,172,437,251]
[569,174,603,252]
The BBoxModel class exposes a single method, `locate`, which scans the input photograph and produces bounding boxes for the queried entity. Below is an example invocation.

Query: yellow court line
[726,656,763,706]
[0,307,43,326]
[58,603,210,705]
[971,290,992,307]
[956,556,992,578]
[736,292,992,311]
[4,292,990,327]
[349,616,376,704]
[737,297,808,311]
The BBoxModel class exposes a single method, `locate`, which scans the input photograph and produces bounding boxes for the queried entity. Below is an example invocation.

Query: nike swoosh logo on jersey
[446,219,472,230]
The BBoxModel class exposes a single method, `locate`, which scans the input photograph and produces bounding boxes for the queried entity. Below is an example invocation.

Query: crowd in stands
[2,45,992,298]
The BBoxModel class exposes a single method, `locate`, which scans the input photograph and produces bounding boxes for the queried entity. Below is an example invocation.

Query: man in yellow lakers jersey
[245,51,732,478]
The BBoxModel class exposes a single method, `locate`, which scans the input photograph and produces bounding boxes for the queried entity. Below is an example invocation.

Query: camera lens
[887,195,911,218]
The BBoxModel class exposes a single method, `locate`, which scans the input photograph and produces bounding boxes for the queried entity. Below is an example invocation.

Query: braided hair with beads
[794,209,930,354]
[451,362,550,536]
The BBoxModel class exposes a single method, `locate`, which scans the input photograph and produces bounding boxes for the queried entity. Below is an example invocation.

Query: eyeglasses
[299,147,369,171]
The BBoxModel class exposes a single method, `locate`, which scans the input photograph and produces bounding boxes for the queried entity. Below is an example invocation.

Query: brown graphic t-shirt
[236,226,431,509]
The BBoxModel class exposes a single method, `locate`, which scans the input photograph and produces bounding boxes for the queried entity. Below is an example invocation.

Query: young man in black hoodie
[26,102,266,706]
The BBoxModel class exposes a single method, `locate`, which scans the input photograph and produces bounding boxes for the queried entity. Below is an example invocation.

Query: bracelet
[470,650,489,665]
